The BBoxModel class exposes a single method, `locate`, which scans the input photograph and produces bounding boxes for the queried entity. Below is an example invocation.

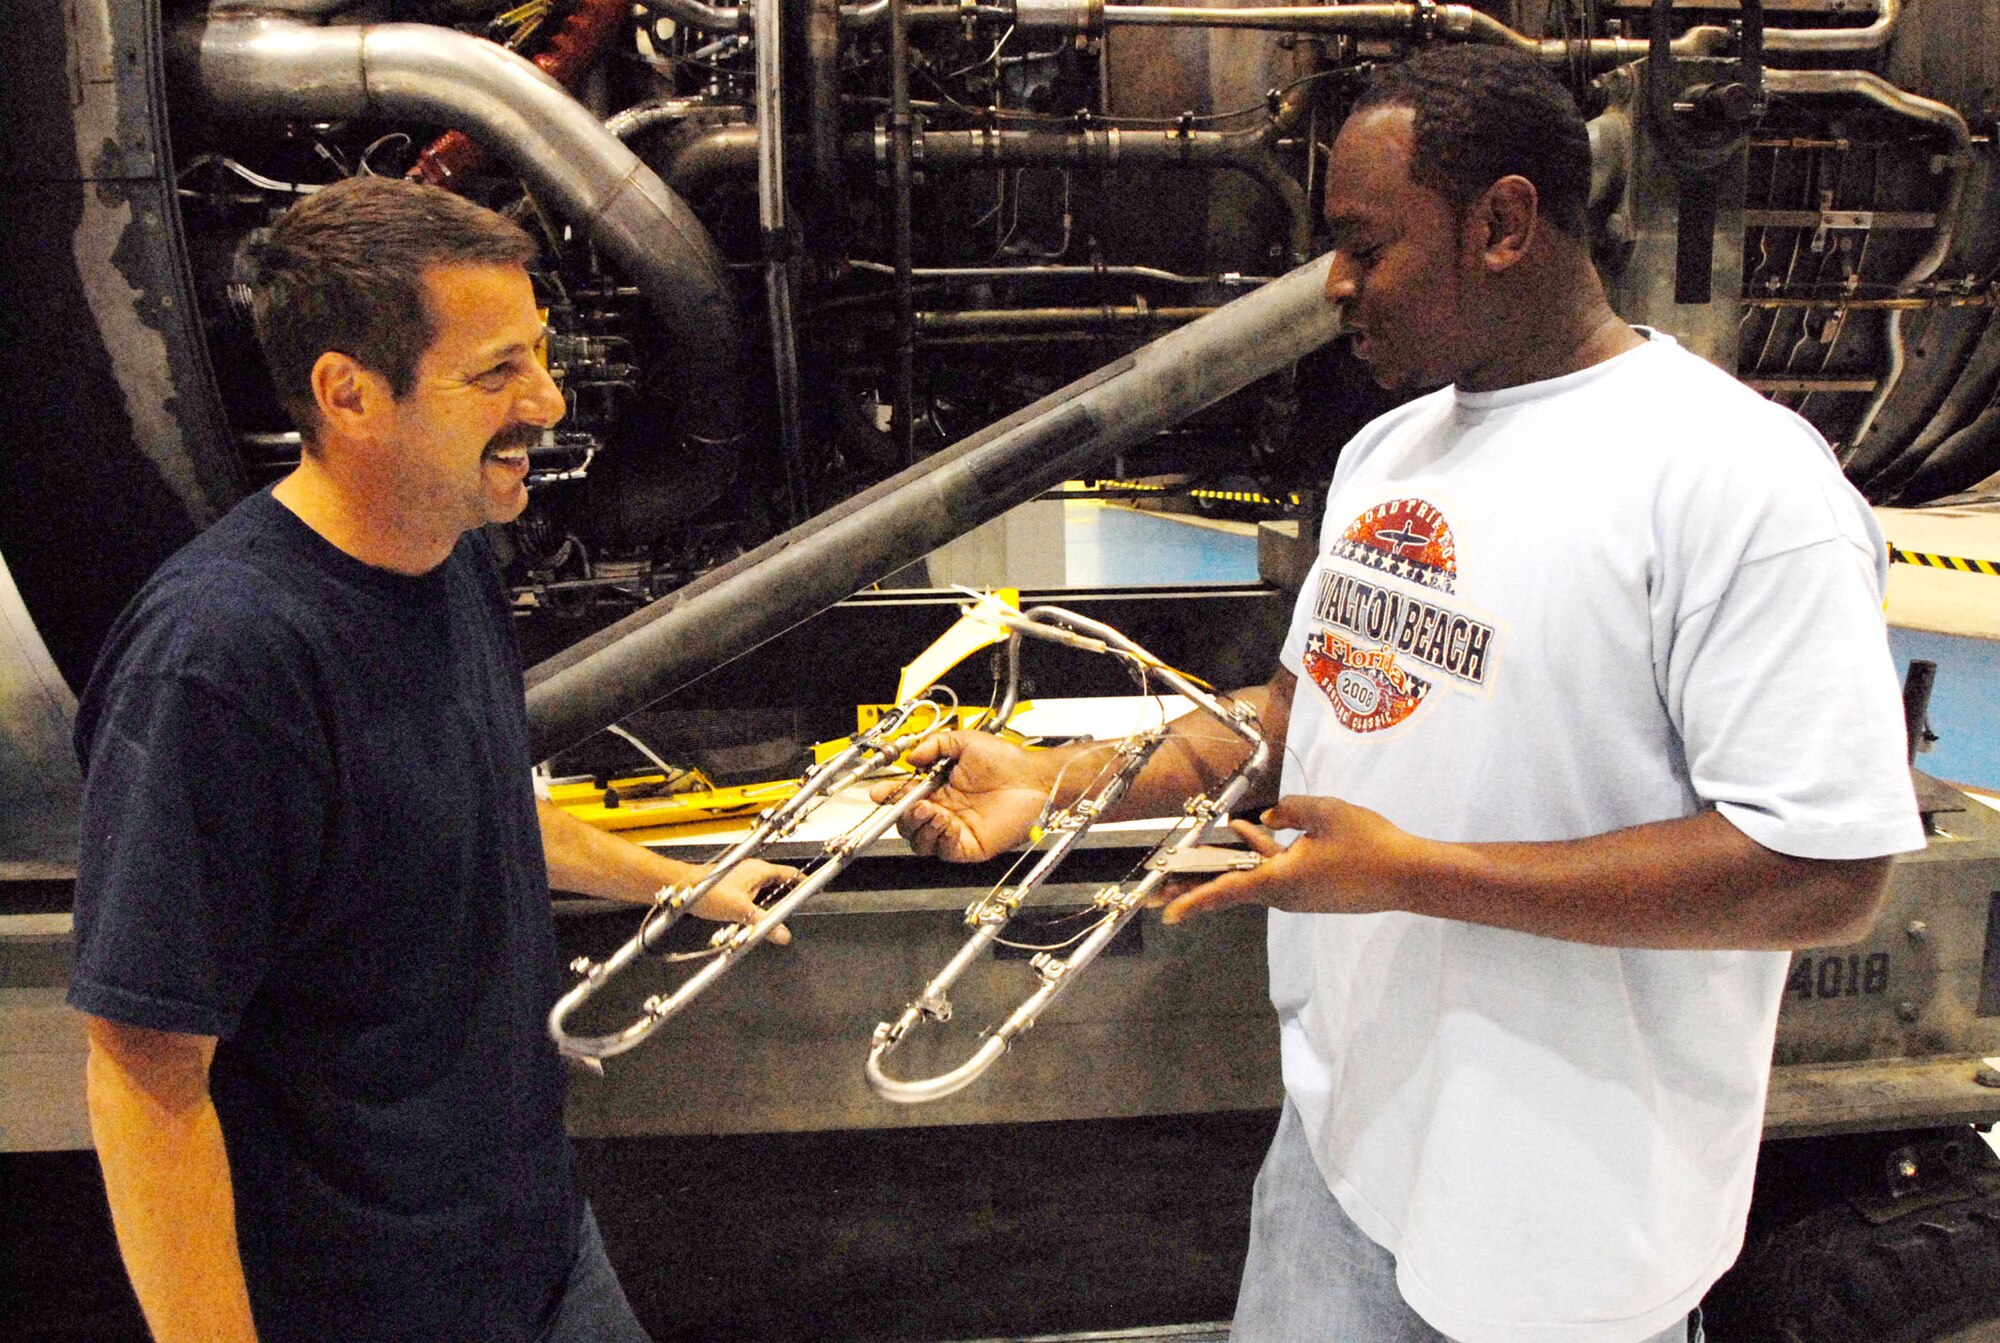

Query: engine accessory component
[865,601,1268,1104]
[410,0,631,188]
[523,252,1344,762]
[548,686,973,1061]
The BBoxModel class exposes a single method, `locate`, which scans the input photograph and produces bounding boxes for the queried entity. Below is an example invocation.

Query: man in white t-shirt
[875,44,1925,1343]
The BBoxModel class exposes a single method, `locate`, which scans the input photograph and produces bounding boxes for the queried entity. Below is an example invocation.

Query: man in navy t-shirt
[69,176,792,1343]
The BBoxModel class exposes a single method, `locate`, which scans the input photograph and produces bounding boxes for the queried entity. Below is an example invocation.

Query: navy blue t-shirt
[69,490,583,1343]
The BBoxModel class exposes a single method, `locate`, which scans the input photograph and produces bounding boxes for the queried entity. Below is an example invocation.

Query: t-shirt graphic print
[1302,496,1496,734]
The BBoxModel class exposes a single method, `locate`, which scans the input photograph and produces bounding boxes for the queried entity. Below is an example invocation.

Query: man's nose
[1323,253,1357,306]
[519,359,566,428]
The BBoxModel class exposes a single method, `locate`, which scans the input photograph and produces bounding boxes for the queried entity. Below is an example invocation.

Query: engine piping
[660,125,1316,267]
[181,13,747,464]
[523,254,1345,761]
[409,0,629,188]
[754,0,809,519]
[1760,69,1974,465]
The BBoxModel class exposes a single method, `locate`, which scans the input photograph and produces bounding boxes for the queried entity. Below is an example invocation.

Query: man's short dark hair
[1352,45,1592,236]
[242,176,537,437]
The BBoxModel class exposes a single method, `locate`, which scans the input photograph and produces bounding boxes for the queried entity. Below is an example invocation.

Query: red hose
[410,0,631,189]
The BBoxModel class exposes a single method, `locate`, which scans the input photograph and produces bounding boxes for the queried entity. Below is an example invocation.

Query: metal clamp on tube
[549,690,976,1062]
[866,604,1268,1104]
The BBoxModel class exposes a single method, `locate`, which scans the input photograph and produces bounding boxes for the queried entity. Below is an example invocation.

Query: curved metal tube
[184,14,746,453]
[1762,0,1899,53]
[549,693,971,1061]
[604,97,736,141]
[410,0,629,188]
[1762,70,1974,460]
[643,0,749,31]
[1872,310,2000,491]
[865,605,1269,1104]
[663,124,762,196]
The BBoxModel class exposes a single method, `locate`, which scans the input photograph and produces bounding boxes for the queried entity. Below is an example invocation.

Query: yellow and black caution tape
[1888,544,2000,577]
[1082,478,1303,509]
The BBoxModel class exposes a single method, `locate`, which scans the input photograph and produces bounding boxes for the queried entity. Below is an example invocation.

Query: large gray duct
[180,13,745,458]
[525,253,1342,760]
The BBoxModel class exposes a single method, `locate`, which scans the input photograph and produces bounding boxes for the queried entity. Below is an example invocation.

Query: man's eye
[473,365,514,390]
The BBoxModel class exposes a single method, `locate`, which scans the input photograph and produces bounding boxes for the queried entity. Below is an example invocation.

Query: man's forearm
[84,1025,258,1343]
[536,798,706,904]
[1406,810,1892,950]
[1172,800,1895,951]
[1047,678,1288,824]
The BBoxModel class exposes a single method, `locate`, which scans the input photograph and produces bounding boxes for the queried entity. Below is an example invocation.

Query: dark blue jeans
[536,1204,654,1343]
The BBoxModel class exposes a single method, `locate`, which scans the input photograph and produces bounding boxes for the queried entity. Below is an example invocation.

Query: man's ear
[309,351,393,441]
[1472,175,1539,274]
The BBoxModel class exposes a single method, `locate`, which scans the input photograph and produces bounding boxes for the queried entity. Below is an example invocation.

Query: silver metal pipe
[643,0,750,32]
[185,15,747,452]
[1098,4,1733,67]
[524,254,1345,760]
[641,0,994,30]
[603,97,732,141]
[912,305,1217,332]
[891,0,918,463]
[1763,69,1974,455]
[755,0,807,517]
[845,260,1274,286]
[1763,0,1899,53]
[663,124,761,196]
[1587,112,1632,215]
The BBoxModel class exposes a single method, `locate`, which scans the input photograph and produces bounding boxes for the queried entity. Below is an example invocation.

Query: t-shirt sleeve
[68,673,329,1038]
[1665,529,1926,861]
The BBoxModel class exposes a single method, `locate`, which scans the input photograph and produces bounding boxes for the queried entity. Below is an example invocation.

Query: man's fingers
[1260,795,1328,836]
[1159,873,1271,925]
[900,730,959,770]
[1229,819,1285,856]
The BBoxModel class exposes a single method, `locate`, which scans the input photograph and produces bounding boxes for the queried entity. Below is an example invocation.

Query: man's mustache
[484,423,543,455]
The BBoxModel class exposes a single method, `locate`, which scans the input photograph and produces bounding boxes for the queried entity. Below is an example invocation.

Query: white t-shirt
[1273,331,1926,1343]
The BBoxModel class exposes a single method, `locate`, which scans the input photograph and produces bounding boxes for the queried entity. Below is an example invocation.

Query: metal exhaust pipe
[524,253,1343,761]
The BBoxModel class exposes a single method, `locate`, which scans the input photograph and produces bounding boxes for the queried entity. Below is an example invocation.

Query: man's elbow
[1777,855,1896,949]
[82,1015,217,1117]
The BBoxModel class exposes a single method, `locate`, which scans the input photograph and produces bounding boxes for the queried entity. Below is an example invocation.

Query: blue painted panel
[1063,504,1260,588]
[1888,627,2000,791]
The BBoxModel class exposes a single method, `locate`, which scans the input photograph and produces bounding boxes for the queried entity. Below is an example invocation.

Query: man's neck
[272,453,459,576]
[1455,249,1644,394]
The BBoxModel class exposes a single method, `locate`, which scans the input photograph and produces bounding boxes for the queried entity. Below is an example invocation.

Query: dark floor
[0,1108,1276,1343]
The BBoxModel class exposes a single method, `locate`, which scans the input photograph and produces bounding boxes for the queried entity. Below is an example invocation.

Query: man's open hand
[1160,794,1426,925]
